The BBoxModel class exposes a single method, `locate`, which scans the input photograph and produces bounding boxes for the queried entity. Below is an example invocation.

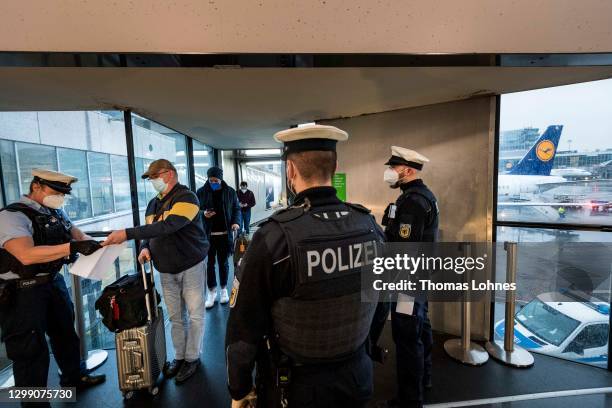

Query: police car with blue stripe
[495,291,609,368]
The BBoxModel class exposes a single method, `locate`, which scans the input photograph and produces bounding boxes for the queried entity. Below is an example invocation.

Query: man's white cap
[384,146,430,170]
[32,168,78,194]
[274,124,348,159]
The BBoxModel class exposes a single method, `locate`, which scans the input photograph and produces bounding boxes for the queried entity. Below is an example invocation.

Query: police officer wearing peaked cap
[225,124,386,408]
[372,146,439,408]
[0,169,106,401]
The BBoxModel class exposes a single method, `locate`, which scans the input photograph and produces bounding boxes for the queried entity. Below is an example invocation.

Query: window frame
[493,91,612,371]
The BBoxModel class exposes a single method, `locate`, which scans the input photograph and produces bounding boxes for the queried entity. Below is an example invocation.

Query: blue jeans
[240,209,251,234]
[160,261,206,362]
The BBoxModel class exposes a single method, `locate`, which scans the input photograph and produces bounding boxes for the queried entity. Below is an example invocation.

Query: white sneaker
[219,287,230,304]
[205,288,217,308]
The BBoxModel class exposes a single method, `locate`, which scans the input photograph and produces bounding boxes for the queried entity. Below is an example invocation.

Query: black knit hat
[207,166,223,179]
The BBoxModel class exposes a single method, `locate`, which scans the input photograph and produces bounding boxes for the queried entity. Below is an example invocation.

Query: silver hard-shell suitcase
[115,262,167,399]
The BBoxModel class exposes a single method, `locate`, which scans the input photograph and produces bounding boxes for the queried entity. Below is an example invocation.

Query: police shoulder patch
[399,223,411,239]
[229,277,240,308]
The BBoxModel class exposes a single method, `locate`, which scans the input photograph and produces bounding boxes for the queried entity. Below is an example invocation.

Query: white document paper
[69,242,127,281]
[395,293,415,315]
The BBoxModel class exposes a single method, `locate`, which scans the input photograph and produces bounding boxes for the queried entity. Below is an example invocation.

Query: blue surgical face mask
[210,181,221,191]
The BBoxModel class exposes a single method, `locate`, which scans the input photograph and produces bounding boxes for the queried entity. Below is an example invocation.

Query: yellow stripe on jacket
[157,202,200,222]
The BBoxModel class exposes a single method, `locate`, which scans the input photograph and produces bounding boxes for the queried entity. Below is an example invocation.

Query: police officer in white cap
[373,147,439,408]
[225,124,385,408]
[0,169,106,401]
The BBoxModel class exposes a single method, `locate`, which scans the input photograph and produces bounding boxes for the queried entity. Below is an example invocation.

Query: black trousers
[391,301,432,408]
[207,234,230,289]
[260,349,373,408]
[0,274,81,388]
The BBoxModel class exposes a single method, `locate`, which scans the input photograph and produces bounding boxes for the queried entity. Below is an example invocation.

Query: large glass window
[0,140,19,203]
[241,159,283,224]
[498,79,612,226]
[110,155,131,212]
[170,133,189,185]
[494,229,611,370]
[496,79,612,371]
[88,152,114,217]
[58,148,92,220]
[131,114,190,222]
[0,111,134,364]
[16,142,57,196]
[193,140,213,189]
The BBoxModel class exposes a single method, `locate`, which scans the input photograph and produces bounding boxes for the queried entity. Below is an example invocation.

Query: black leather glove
[70,240,102,256]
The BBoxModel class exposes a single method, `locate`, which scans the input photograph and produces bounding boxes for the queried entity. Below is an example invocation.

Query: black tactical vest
[0,203,74,278]
[268,201,383,363]
[395,185,439,242]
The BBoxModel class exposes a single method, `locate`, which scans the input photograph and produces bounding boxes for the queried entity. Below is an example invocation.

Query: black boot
[163,359,184,378]
[175,359,200,384]
[76,373,106,389]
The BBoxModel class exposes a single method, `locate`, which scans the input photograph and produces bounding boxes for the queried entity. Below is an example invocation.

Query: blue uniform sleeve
[0,210,33,247]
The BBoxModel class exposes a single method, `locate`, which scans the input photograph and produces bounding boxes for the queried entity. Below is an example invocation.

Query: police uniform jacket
[225,186,385,400]
[384,179,439,243]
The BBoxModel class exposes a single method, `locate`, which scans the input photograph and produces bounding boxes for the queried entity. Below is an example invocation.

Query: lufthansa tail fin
[508,125,563,176]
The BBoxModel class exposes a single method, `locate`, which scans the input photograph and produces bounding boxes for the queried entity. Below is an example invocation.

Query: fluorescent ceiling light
[244,149,281,156]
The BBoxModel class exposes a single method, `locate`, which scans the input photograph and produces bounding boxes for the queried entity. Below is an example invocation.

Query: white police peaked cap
[384,146,430,170]
[274,124,348,159]
[32,168,78,194]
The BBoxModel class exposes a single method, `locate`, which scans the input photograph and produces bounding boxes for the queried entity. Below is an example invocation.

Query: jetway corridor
[0,49,612,407]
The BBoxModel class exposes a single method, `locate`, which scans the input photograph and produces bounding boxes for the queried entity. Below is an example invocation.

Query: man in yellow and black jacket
[104,159,210,384]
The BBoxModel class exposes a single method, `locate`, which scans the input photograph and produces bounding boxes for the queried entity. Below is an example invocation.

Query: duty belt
[15,274,54,290]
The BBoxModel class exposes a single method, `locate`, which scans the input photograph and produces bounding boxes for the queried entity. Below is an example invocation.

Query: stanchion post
[70,273,108,372]
[504,242,517,352]
[486,241,534,367]
[71,274,88,362]
[444,243,489,366]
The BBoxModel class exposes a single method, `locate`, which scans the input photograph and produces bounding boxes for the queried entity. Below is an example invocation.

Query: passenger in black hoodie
[196,166,241,308]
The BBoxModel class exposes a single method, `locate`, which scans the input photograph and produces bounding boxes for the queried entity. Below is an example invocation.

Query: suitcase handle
[139,261,158,322]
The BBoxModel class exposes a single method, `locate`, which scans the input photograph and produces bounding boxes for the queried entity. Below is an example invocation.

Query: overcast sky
[500,78,612,152]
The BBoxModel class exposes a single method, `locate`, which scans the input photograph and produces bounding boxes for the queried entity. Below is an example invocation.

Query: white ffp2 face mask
[383,167,399,185]
[43,194,65,209]
[150,178,168,193]
[240,188,247,193]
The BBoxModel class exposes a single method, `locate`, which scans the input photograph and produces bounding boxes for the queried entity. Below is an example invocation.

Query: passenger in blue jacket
[196,166,241,308]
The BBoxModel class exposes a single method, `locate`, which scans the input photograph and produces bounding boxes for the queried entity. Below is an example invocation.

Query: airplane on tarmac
[497,125,609,212]
[498,125,567,201]
[551,168,593,179]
